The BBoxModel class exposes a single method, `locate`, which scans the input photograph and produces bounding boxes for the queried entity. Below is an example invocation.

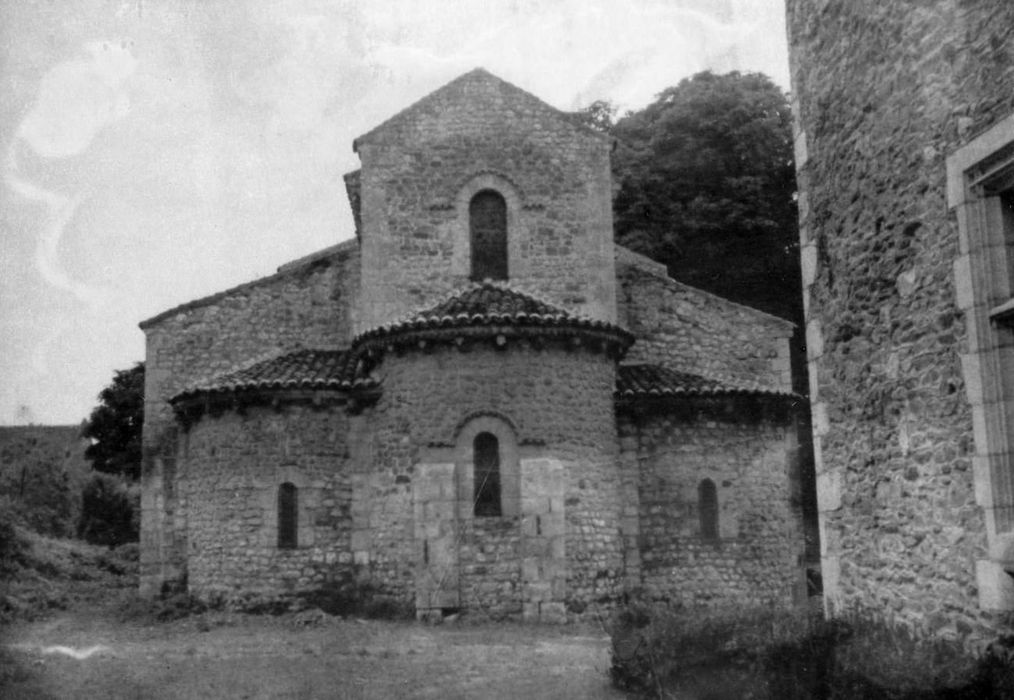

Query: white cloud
[16,40,136,159]
[3,40,137,308]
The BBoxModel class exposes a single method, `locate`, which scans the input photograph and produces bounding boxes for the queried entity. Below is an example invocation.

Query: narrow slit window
[469,190,508,281]
[699,479,719,542]
[473,432,502,517]
[278,482,298,549]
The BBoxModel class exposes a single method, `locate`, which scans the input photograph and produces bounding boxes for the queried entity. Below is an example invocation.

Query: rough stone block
[896,270,917,298]
[817,470,841,511]
[521,557,542,581]
[350,530,371,551]
[821,555,841,618]
[423,520,445,540]
[800,243,818,287]
[805,319,823,359]
[973,456,994,507]
[425,501,455,523]
[793,126,808,170]
[541,512,564,537]
[540,602,567,624]
[971,402,1006,458]
[522,602,540,622]
[960,354,986,407]
[525,536,551,558]
[976,559,1014,612]
[521,497,549,515]
[952,255,974,311]
[525,581,552,601]
[811,401,829,438]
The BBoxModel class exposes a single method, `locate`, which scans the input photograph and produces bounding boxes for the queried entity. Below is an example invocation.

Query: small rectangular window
[699,479,719,542]
[470,191,508,281]
[473,432,502,517]
[278,482,298,549]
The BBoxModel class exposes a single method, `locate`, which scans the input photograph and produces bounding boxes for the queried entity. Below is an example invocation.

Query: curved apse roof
[170,348,374,404]
[353,282,633,349]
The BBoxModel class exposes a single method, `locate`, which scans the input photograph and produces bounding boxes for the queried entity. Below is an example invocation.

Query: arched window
[473,432,502,517]
[278,482,298,549]
[698,479,718,542]
[469,190,508,281]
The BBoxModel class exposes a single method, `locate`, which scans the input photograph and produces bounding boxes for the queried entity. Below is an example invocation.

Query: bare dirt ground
[1,606,628,700]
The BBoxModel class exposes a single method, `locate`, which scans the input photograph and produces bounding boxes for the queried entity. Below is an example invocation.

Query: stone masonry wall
[355,70,616,332]
[787,0,1014,640]
[139,242,359,595]
[179,404,353,602]
[620,411,803,608]
[457,516,523,618]
[353,343,623,617]
[616,245,794,391]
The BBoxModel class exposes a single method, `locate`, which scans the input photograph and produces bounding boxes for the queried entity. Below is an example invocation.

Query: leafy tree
[609,72,814,540]
[82,362,144,480]
[611,71,800,324]
[570,99,619,133]
[77,472,139,546]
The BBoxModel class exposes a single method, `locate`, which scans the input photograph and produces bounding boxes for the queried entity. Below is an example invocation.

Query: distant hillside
[0,425,90,537]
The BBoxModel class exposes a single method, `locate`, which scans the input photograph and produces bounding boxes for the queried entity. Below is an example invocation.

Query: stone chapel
[138,69,804,621]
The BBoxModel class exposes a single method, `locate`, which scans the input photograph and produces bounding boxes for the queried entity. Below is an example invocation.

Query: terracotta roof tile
[171,348,373,403]
[355,282,630,343]
[616,364,795,399]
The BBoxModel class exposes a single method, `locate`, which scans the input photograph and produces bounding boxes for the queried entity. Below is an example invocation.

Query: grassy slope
[1,525,138,624]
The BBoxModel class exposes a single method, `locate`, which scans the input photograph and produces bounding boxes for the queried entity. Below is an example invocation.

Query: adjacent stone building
[787,0,1014,642]
[139,69,804,621]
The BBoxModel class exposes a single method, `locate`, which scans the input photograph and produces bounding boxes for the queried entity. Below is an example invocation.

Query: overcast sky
[0,0,789,426]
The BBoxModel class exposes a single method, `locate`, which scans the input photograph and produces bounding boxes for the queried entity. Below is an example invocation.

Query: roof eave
[170,383,381,428]
[615,391,804,419]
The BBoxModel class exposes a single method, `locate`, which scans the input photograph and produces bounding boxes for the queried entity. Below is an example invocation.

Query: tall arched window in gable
[473,432,502,517]
[469,190,508,281]
[278,482,298,549]
[698,479,719,542]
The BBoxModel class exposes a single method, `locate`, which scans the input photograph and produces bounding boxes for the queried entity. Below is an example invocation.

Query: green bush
[117,592,213,623]
[76,473,138,546]
[0,454,81,538]
[610,603,1014,699]
[0,507,29,574]
[297,579,413,620]
[610,603,818,695]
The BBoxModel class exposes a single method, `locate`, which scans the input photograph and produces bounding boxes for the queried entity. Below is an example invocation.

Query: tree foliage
[82,362,144,480]
[570,99,618,133]
[77,472,139,546]
[610,71,800,322]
